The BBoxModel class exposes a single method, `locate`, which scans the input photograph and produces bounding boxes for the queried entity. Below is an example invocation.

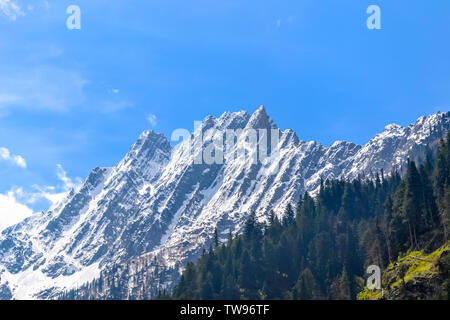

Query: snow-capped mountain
[0,107,449,299]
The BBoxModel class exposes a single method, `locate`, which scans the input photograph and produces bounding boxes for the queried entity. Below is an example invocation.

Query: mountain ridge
[0,108,449,299]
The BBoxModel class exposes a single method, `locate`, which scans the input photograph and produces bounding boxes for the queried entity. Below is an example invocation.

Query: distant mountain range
[0,107,449,299]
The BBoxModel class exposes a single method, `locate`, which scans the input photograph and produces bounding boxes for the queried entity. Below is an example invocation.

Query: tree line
[165,132,450,300]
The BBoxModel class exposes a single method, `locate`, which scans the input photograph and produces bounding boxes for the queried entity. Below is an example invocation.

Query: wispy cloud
[0,147,26,168]
[56,163,82,191]
[0,0,24,20]
[276,16,296,28]
[0,66,88,112]
[20,164,82,206]
[0,65,136,116]
[147,113,157,126]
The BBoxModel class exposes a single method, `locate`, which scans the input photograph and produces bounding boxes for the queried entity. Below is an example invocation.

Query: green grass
[358,242,450,300]
[357,288,383,300]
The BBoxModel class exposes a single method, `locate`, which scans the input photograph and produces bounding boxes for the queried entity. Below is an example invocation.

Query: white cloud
[22,184,66,207]
[0,191,33,232]
[0,147,27,168]
[147,114,157,127]
[36,164,82,205]
[0,0,24,20]
[112,89,120,94]
[0,164,82,231]
[56,163,82,191]
[17,164,82,205]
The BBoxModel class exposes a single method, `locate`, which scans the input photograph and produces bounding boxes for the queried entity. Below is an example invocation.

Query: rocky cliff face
[1,107,449,299]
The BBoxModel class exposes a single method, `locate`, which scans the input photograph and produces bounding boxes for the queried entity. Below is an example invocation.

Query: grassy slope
[358,242,450,300]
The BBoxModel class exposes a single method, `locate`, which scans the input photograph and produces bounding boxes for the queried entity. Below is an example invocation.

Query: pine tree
[283,203,295,226]
[200,272,214,300]
[170,145,449,301]
[442,186,450,240]
[293,268,320,300]
[401,161,424,249]
[338,267,351,300]
[213,227,219,248]
[244,212,256,240]
[223,275,240,299]
[239,250,257,297]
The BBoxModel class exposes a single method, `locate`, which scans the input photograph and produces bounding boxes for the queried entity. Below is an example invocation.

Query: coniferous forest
[165,133,450,300]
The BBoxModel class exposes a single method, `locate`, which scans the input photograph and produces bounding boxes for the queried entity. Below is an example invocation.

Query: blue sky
[0,0,449,222]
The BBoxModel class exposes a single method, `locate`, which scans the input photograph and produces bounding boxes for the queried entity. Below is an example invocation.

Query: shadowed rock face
[0,108,449,299]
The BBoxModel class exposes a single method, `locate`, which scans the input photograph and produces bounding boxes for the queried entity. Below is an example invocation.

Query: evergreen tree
[293,268,320,300]
[171,140,450,301]
[283,203,295,226]
[213,227,219,248]
[338,267,351,300]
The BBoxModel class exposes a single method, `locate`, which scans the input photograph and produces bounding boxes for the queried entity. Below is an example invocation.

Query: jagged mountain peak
[0,110,449,300]
[120,130,172,172]
[329,140,360,148]
[414,111,449,125]
[191,105,279,134]
[411,111,450,133]
[132,130,171,152]
[216,110,251,130]
[280,128,300,146]
[246,105,277,130]
[383,123,404,133]
[254,104,268,118]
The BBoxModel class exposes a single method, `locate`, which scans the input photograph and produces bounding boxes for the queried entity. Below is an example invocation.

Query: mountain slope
[0,107,449,299]
[358,242,450,300]
[165,134,450,300]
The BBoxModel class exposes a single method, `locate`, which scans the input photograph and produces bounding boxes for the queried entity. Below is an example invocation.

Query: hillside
[358,242,450,300]
[163,132,450,300]
[1,109,449,299]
